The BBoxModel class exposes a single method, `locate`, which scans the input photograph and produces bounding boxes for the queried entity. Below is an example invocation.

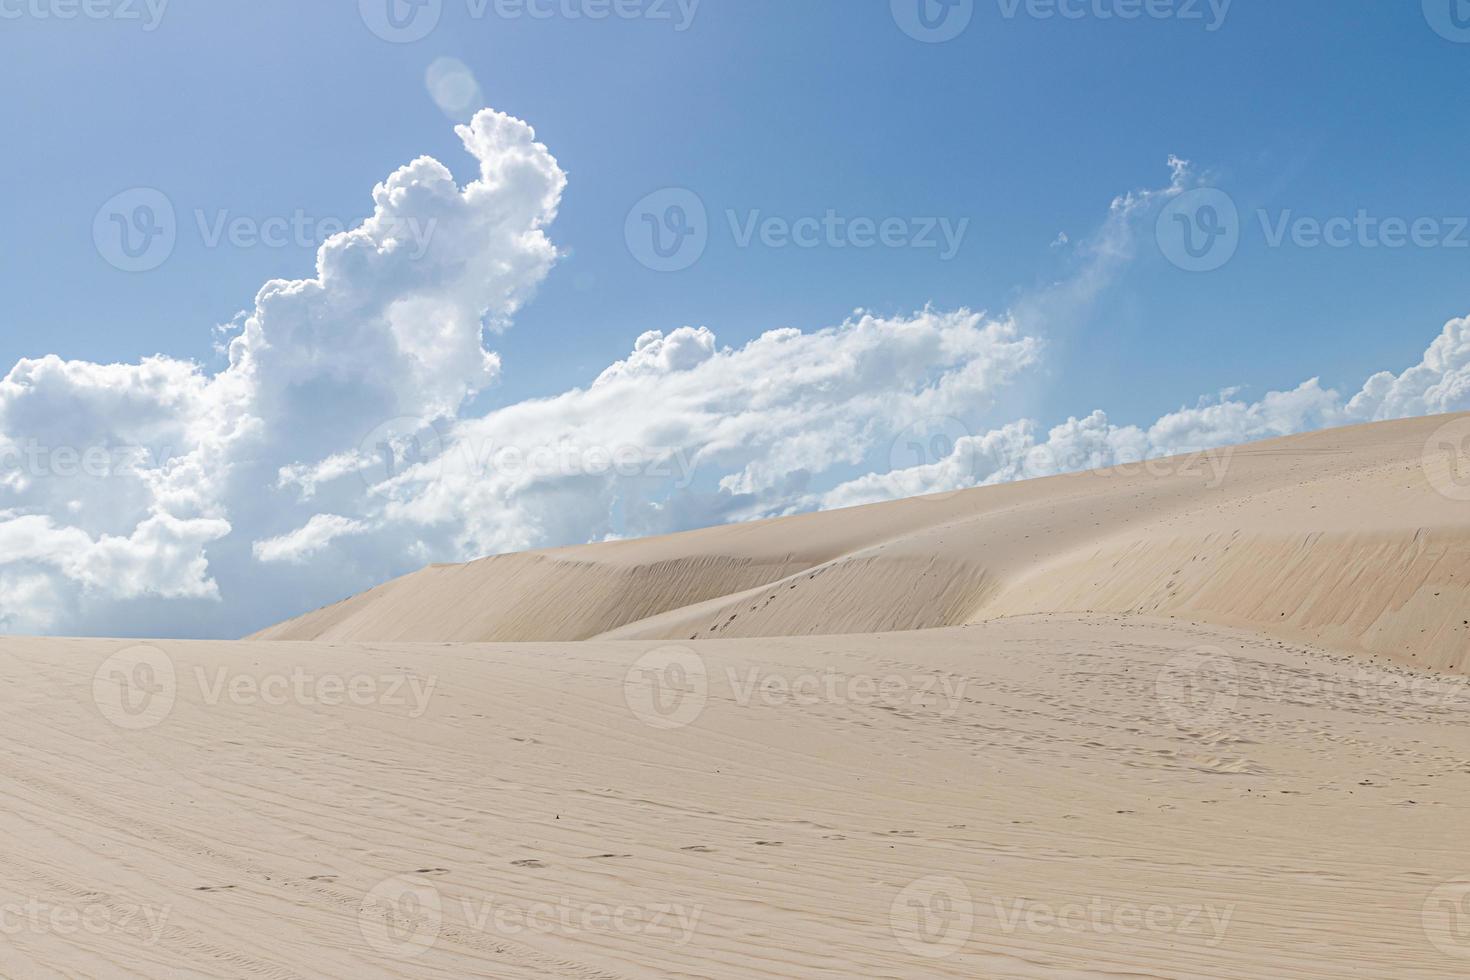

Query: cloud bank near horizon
[0,110,1466,637]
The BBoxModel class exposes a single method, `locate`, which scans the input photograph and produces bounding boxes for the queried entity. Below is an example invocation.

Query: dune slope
[20,415,1470,976]
[12,618,1470,977]
[255,414,1470,672]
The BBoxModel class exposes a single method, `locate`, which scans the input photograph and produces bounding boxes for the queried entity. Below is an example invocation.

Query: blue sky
[1,0,1468,636]
[6,1,1466,417]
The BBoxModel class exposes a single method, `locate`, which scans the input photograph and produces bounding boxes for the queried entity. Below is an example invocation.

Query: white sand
[257,413,1470,674]
[9,413,1470,976]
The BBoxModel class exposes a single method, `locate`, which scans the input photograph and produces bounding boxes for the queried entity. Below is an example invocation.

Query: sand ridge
[257,413,1470,672]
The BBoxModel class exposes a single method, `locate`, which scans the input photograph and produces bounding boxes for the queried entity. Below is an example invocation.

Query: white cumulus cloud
[2,133,1467,638]
[0,107,565,635]
[253,514,371,565]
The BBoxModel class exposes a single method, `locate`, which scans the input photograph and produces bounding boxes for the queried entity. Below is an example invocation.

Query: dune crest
[256,414,1470,672]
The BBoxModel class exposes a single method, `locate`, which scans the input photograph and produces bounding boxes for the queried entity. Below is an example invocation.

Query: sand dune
[257,413,1470,673]
[10,616,1470,976]
[11,414,1470,975]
